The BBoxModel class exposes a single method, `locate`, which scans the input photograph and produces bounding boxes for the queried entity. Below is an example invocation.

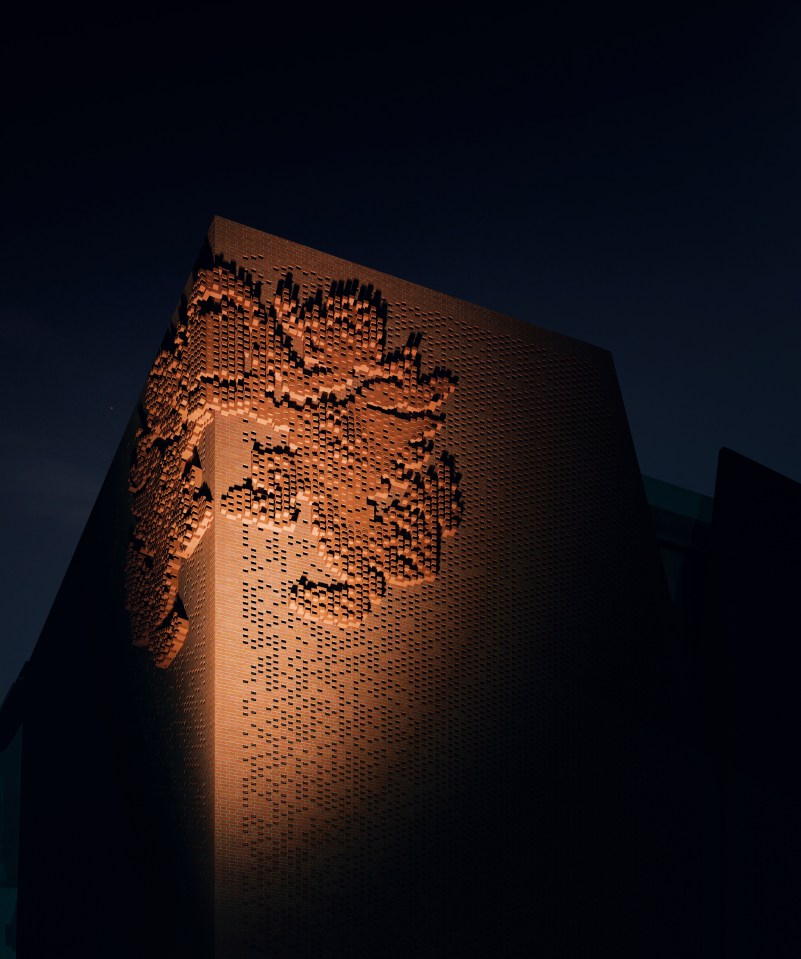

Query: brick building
[0,218,714,957]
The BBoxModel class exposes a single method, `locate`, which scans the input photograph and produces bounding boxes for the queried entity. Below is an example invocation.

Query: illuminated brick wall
[123,217,691,957]
[16,217,702,958]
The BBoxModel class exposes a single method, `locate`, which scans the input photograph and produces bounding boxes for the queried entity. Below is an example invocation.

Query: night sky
[2,4,800,697]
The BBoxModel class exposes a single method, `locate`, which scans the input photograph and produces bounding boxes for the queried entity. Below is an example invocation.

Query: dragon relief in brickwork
[127,260,462,667]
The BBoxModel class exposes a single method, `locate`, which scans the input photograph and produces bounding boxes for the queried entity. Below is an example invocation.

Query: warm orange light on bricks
[127,262,462,665]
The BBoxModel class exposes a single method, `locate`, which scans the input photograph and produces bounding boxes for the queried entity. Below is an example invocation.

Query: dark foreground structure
[1,219,798,957]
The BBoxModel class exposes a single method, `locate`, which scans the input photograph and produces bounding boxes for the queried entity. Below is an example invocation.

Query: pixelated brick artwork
[126,263,462,667]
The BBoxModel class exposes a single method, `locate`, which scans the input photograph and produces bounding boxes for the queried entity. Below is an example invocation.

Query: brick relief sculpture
[127,262,462,666]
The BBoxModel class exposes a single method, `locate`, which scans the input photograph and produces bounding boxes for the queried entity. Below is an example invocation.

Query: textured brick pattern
[126,312,214,667]
[11,213,696,957]
[118,217,676,957]
[128,264,462,667]
[204,219,614,957]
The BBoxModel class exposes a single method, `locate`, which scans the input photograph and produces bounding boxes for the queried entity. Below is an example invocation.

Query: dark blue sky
[2,4,800,696]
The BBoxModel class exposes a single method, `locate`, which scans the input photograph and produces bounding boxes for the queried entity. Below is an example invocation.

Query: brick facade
[15,217,698,957]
